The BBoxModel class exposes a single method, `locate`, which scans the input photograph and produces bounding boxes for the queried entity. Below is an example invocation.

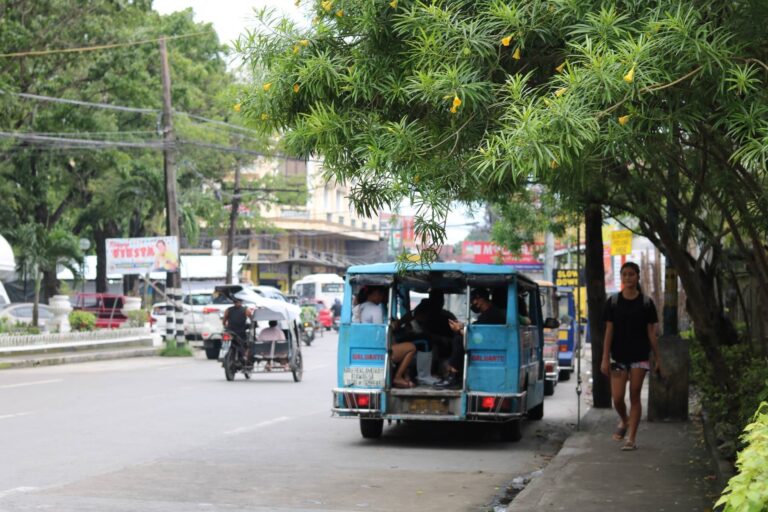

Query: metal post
[576,225,583,431]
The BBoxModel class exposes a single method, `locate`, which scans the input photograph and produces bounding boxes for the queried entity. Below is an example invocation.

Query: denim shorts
[610,361,650,372]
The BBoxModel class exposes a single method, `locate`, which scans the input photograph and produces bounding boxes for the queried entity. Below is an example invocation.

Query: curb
[0,346,160,369]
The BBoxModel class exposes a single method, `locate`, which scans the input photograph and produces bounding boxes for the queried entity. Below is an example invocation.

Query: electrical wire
[0,89,159,114]
[0,31,214,59]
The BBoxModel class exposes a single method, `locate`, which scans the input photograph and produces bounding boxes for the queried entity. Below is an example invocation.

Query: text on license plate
[343,367,385,387]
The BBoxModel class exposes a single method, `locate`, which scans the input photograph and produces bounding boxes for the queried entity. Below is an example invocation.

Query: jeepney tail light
[559,344,568,352]
[481,397,495,409]
[546,362,554,372]
[357,395,370,408]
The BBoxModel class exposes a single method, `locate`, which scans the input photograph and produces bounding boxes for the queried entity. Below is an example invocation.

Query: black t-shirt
[603,293,658,363]
[476,305,506,325]
[226,305,248,334]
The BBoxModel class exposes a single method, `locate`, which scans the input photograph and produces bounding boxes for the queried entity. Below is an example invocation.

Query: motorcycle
[221,330,253,381]
[300,321,315,346]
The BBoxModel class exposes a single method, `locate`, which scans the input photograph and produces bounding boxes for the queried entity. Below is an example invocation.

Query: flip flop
[621,441,637,451]
[612,426,628,441]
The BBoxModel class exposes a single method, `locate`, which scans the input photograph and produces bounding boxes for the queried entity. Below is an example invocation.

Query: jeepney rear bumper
[331,388,527,421]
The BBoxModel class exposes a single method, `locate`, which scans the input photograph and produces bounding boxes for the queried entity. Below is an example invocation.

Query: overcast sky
[152,0,477,244]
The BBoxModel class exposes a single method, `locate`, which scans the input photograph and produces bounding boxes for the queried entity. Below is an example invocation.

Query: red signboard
[461,241,540,264]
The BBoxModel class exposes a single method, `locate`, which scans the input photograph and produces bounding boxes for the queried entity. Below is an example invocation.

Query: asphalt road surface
[0,331,582,511]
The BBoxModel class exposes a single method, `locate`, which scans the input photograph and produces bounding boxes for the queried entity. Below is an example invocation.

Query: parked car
[150,302,167,335]
[72,293,128,329]
[0,303,54,329]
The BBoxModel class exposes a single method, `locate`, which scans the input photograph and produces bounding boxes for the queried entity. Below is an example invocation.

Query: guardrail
[0,327,154,354]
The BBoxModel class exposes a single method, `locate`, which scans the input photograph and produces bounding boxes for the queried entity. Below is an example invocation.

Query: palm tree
[13,224,82,327]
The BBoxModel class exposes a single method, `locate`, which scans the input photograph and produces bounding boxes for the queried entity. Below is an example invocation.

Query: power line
[0,89,158,114]
[0,31,214,58]
[0,131,166,149]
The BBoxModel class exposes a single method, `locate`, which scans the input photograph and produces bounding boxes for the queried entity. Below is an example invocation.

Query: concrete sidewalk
[508,406,723,511]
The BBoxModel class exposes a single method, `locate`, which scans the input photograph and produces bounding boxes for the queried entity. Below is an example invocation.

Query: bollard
[648,334,689,421]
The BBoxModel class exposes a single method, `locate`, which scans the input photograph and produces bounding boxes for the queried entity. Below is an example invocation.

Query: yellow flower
[554,87,567,97]
[623,66,635,83]
[293,44,300,54]
[336,9,343,16]
[512,48,521,60]
[233,103,241,112]
[501,36,512,47]
[321,0,333,11]
[414,174,420,183]
[293,83,300,93]
[550,159,559,169]
[389,0,397,8]
[261,113,270,121]
[300,39,309,47]
[263,82,272,92]
[452,96,462,108]
[618,115,630,125]
[450,105,458,114]
[555,62,566,73]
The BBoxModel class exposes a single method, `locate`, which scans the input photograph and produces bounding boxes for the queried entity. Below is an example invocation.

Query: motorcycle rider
[223,296,252,360]
[300,301,318,339]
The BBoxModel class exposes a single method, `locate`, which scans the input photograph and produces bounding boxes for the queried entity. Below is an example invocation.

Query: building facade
[237,157,383,292]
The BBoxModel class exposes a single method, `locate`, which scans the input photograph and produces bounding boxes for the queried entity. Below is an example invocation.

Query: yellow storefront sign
[610,230,633,256]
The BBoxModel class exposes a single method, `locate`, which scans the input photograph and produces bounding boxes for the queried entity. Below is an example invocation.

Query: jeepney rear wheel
[500,419,522,442]
[544,379,555,396]
[528,401,544,420]
[360,418,383,439]
[558,369,571,381]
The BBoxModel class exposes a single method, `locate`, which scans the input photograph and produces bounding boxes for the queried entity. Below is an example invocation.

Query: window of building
[326,213,333,222]
[351,219,356,228]
[336,190,343,210]
[338,216,344,225]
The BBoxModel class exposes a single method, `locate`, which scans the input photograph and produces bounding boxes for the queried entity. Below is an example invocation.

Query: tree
[12,225,81,326]
[240,0,767,401]
[0,2,269,296]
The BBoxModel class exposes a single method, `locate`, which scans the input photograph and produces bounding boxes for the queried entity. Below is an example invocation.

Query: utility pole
[226,166,241,284]
[159,36,183,346]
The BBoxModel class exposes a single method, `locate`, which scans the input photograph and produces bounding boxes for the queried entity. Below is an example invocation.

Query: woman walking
[600,261,661,451]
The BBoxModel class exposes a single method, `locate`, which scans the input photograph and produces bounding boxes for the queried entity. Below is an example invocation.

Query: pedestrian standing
[600,261,661,451]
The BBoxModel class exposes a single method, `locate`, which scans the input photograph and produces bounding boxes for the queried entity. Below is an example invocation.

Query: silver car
[0,303,54,329]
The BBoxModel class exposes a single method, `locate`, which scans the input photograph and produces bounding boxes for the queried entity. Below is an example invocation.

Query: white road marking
[0,379,62,390]
[0,412,33,420]
[0,487,37,499]
[224,416,291,435]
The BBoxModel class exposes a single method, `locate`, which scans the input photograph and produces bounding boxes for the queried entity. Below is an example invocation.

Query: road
[0,332,583,511]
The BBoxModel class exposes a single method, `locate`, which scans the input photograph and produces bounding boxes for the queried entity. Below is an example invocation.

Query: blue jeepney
[332,263,555,441]
[556,288,576,380]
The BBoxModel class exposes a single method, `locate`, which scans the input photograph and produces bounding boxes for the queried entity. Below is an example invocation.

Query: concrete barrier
[0,327,155,355]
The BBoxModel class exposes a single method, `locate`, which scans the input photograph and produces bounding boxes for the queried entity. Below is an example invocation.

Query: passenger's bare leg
[611,368,629,439]
[626,368,647,445]
[392,342,416,387]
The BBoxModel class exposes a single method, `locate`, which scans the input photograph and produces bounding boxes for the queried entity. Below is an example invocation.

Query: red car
[72,293,128,328]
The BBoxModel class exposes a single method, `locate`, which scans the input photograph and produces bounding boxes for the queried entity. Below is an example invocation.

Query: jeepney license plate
[408,398,449,414]
[343,367,385,387]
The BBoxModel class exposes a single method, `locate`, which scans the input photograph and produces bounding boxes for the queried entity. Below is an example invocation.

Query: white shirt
[258,326,286,342]
[357,301,383,324]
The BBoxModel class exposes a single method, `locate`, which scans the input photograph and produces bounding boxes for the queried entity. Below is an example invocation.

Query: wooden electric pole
[159,36,180,291]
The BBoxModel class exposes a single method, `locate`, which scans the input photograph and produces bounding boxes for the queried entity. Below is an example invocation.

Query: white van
[291,273,344,308]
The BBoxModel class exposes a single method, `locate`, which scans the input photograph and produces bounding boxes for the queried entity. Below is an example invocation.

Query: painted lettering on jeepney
[352,353,384,361]
[471,354,505,362]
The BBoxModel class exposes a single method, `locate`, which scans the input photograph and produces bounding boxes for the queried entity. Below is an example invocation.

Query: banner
[610,230,633,256]
[106,236,179,275]
[554,268,583,288]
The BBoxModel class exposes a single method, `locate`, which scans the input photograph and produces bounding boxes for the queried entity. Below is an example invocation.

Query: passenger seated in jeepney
[354,286,387,324]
